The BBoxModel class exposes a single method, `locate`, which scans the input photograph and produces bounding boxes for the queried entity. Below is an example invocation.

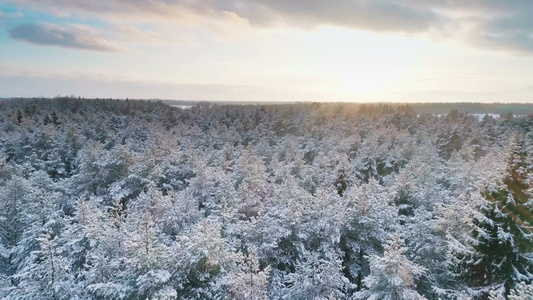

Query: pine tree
[229,247,270,300]
[235,146,270,219]
[282,248,351,299]
[342,178,397,291]
[356,236,427,300]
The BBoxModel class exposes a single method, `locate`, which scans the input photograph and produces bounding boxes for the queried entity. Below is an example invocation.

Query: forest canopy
[0,98,532,299]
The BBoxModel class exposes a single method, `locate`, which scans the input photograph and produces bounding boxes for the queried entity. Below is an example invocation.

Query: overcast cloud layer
[9,23,123,52]
[2,0,533,102]
[7,0,533,54]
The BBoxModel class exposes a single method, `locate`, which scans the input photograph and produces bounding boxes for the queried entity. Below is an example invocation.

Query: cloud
[11,0,444,33]
[0,70,309,101]
[434,1,533,54]
[8,0,533,54]
[468,30,533,54]
[9,23,124,52]
[466,14,533,54]
[1,66,532,102]
[0,10,24,20]
[0,66,347,102]
[210,0,444,33]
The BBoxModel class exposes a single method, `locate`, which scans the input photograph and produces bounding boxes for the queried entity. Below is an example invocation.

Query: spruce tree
[452,134,533,297]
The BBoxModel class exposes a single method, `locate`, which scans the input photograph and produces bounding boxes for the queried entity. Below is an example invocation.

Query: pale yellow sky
[1,0,533,102]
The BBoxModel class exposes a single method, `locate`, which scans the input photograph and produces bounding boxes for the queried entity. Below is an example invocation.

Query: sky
[1,0,533,102]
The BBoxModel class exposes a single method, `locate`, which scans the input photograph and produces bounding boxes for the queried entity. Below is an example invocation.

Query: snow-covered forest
[0,98,532,299]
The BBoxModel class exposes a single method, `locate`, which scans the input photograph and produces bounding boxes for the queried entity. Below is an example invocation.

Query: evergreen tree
[450,134,533,297]
[229,247,270,300]
[356,236,427,300]
[282,248,351,299]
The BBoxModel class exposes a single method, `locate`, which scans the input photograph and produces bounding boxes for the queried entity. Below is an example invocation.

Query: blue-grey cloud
[9,0,533,53]
[9,23,123,52]
[426,1,533,53]
[11,0,444,33]
[469,14,533,54]
[208,0,443,33]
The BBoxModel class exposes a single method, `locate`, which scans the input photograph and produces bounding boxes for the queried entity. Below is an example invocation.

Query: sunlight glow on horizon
[1,1,533,102]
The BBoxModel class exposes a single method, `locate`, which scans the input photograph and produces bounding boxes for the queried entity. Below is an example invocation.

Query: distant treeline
[3,97,533,115]
[164,100,533,115]
[393,102,533,115]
